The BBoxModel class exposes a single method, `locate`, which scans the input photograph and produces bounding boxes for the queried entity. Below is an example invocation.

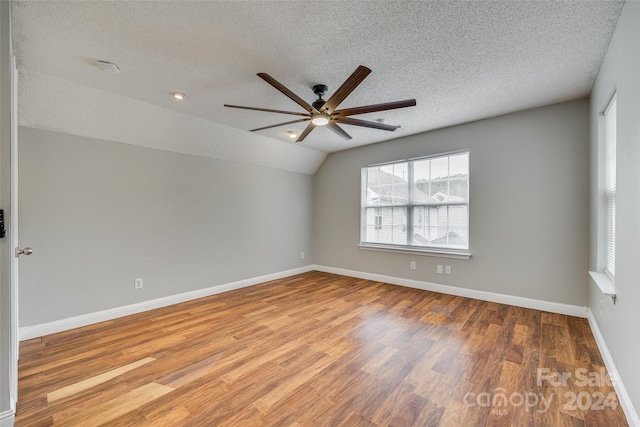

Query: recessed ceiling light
[96,60,120,74]
[172,92,186,100]
[287,131,297,139]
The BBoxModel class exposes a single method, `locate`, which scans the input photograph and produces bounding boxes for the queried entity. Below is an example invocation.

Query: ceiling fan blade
[257,73,317,114]
[224,104,309,117]
[327,122,352,140]
[296,122,316,142]
[250,118,310,132]
[321,65,372,113]
[335,117,400,131]
[333,99,417,117]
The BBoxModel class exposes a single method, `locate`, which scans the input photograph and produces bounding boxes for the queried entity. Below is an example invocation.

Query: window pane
[429,157,449,202]
[412,206,428,245]
[431,206,448,244]
[412,205,468,248]
[448,205,469,247]
[366,163,409,205]
[413,160,430,204]
[448,153,469,202]
[364,207,407,244]
[449,153,468,176]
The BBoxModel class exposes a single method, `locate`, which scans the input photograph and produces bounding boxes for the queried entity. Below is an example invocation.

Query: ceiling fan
[224,65,417,143]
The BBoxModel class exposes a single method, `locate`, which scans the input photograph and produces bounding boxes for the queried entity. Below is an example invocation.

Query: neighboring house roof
[366,167,429,204]
[430,191,466,204]
[430,231,467,246]
[367,168,465,204]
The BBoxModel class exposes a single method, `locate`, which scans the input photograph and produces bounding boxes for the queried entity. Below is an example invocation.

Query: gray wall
[589,0,640,417]
[314,99,589,306]
[0,0,13,419]
[18,127,313,326]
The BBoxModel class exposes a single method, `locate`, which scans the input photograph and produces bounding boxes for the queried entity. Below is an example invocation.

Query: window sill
[589,271,616,303]
[359,244,471,259]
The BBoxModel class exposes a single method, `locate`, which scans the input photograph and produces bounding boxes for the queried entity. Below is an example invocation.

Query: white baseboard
[587,310,640,427]
[313,265,589,318]
[20,264,589,339]
[19,265,314,341]
[0,408,14,427]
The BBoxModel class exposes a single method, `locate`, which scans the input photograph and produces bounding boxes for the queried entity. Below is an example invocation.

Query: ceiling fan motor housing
[312,84,328,110]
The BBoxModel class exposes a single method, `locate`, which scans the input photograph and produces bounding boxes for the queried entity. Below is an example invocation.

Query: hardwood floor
[16,271,628,426]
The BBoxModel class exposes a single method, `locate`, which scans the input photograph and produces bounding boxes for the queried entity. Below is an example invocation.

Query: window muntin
[361,152,469,252]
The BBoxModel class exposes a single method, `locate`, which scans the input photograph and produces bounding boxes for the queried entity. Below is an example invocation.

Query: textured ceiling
[12,0,623,159]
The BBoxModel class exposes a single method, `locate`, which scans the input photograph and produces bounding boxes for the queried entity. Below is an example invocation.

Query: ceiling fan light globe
[311,116,330,126]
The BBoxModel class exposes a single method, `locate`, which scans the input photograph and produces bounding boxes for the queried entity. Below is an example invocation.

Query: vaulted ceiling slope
[12,1,623,174]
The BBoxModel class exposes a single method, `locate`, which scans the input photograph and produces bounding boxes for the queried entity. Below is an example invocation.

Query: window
[361,151,469,256]
[603,95,617,279]
[589,93,617,298]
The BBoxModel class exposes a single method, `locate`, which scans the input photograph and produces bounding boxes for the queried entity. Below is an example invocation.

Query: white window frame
[590,92,617,299]
[603,94,616,280]
[359,151,471,259]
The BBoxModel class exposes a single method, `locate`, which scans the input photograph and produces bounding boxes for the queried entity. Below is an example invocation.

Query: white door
[10,53,32,411]
[9,52,19,411]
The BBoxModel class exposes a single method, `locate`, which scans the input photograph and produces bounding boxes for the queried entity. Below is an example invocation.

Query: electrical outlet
[410,261,416,270]
[445,265,452,275]
[437,265,443,274]
[134,278,143,290]
[600,299,604,317]
[300,252,305,260]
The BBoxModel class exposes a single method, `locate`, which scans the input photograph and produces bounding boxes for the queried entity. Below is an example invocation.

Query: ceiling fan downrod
[312,84,328,111]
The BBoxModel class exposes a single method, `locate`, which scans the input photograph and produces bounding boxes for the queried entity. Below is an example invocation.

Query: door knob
[15,247,33,257]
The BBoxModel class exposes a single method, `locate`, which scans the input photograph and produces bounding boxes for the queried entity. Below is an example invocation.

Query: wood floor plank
[253,354,335,413]
[220,338,309,384]
[47,357,156,402]
[55,382,174,427]
[16,271,628,426]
